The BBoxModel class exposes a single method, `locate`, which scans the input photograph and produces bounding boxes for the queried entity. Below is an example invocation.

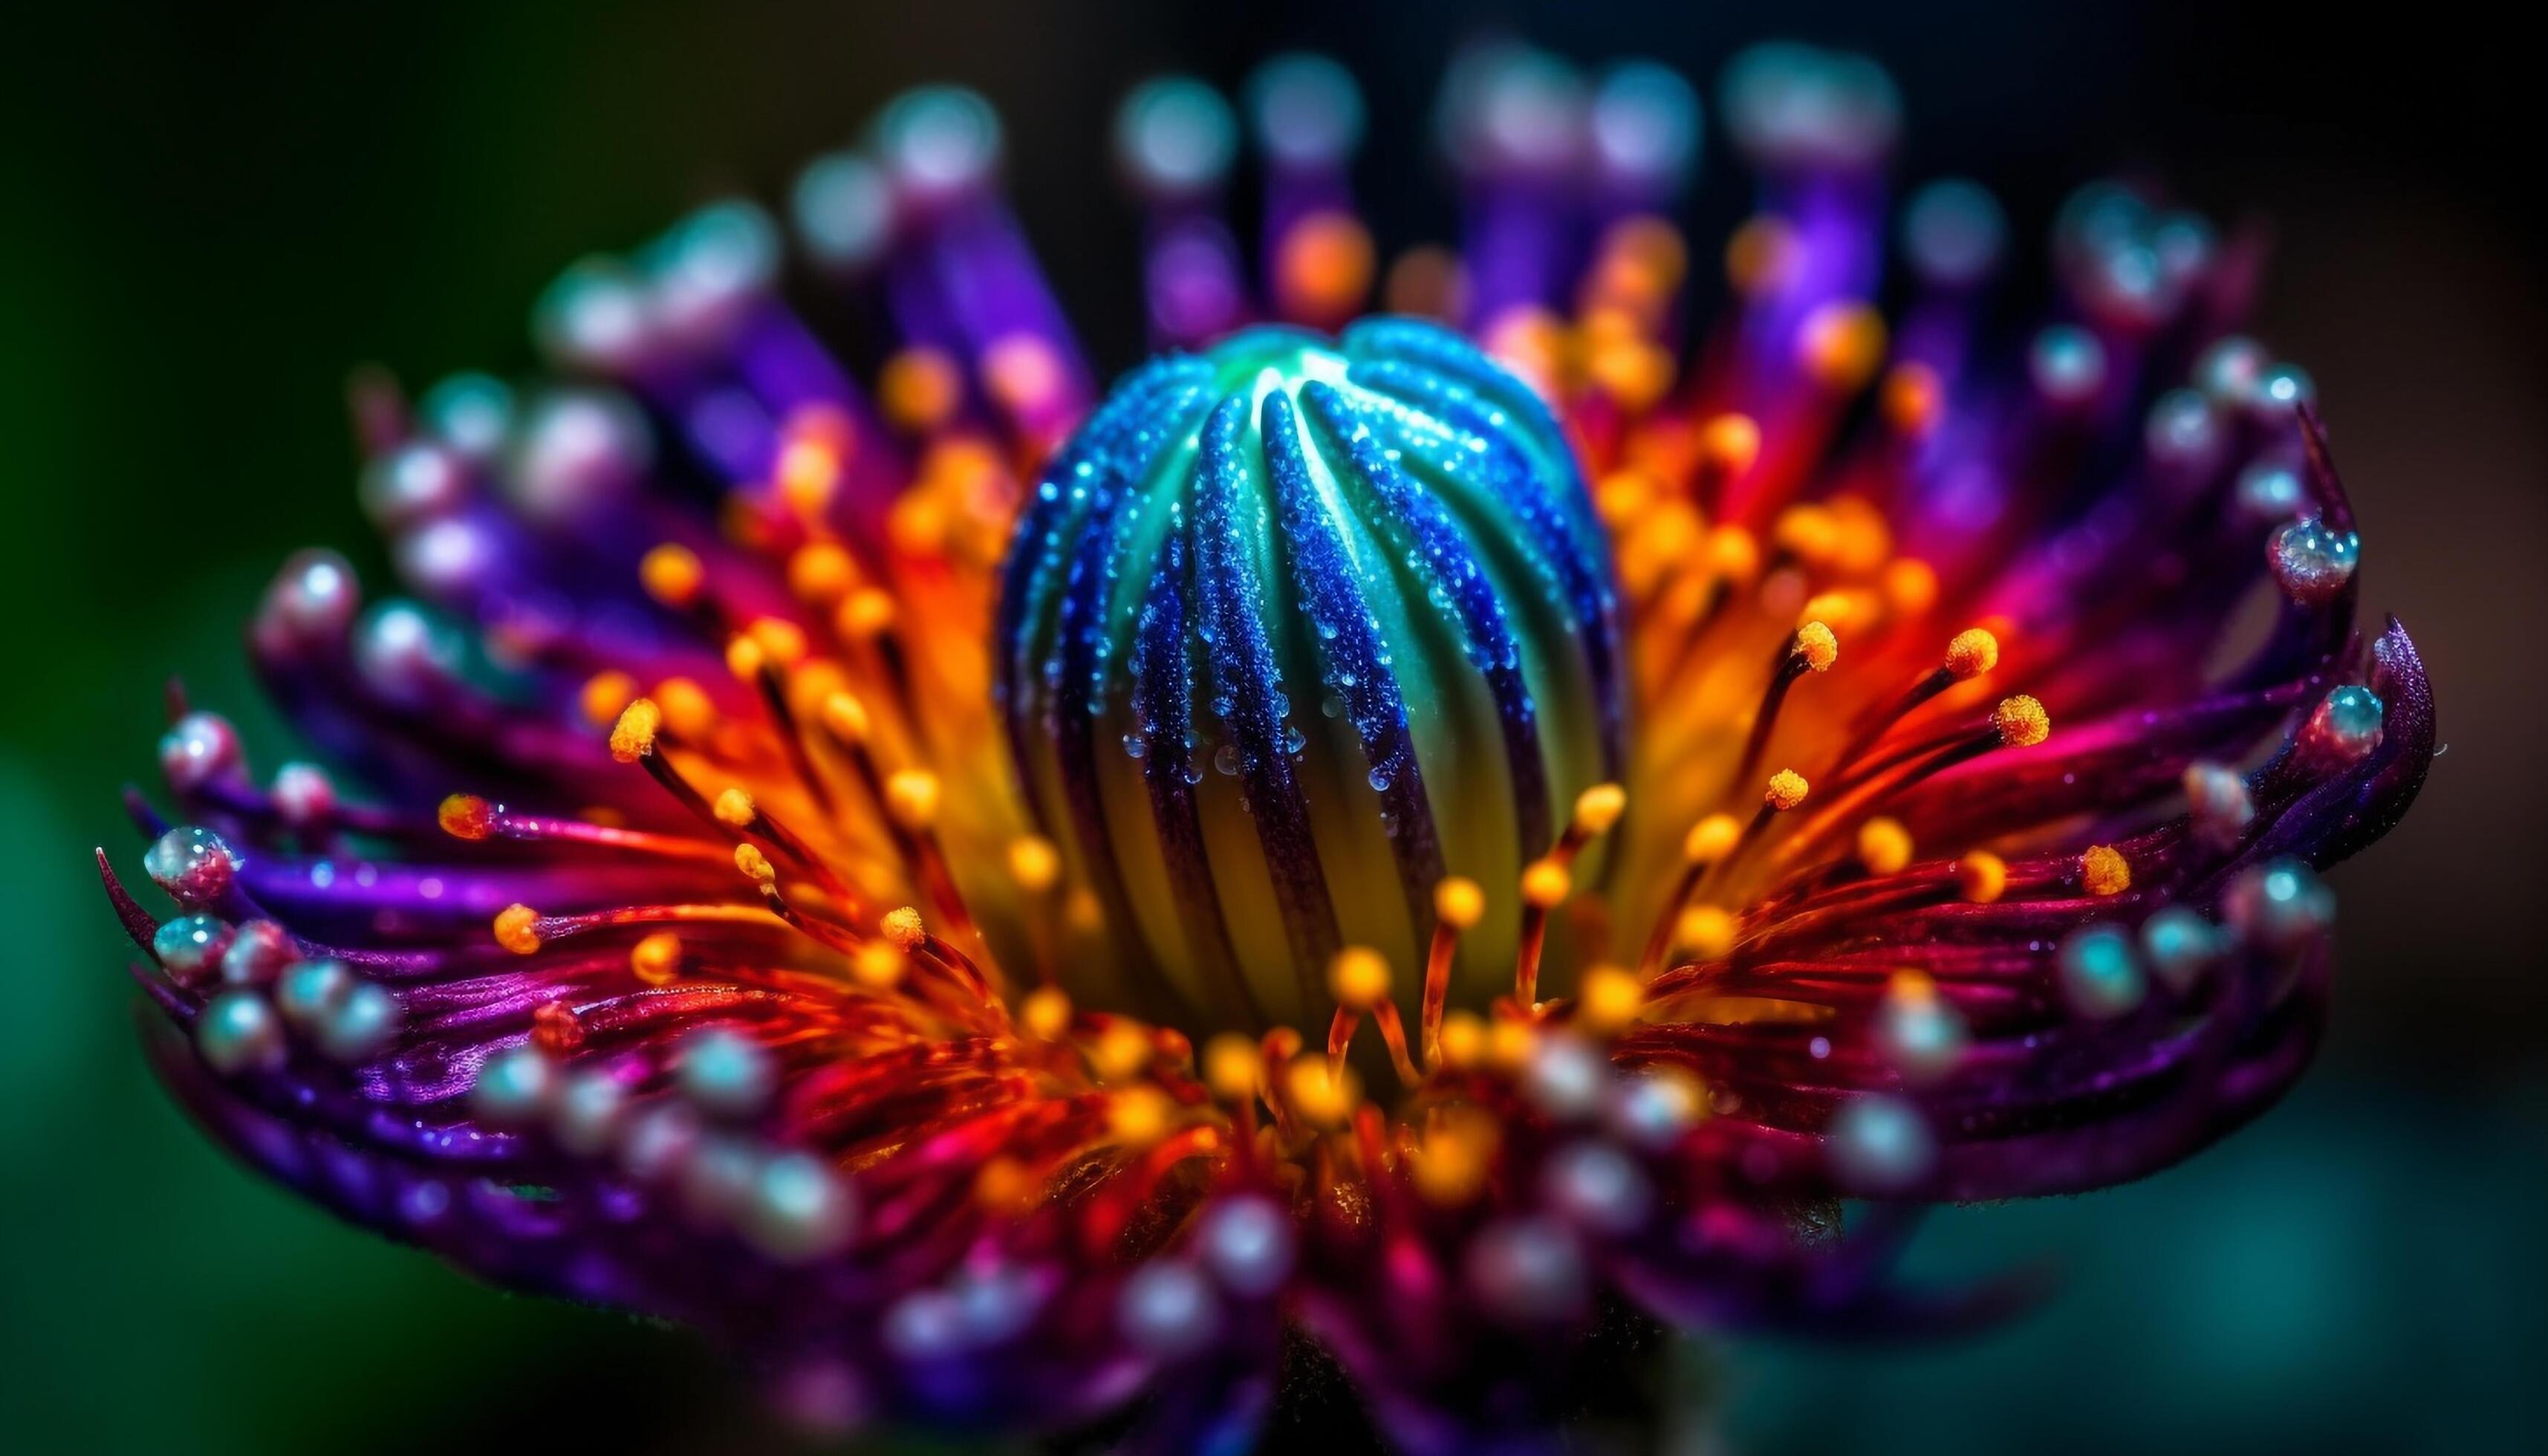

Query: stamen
[438,793,732,865]
[1423,876,1483,1067]
[2081,844,2131,897]
[1637,811,1739,974]
[1957,850,2008,903]
[1514,857,1572,1007]
[1324,946,1417,1086]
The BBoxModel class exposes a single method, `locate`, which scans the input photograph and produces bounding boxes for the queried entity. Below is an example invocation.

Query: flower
[98,39,2434,1452]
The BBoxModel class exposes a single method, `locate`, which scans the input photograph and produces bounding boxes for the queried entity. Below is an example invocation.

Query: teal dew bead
[995,320,1622,1032]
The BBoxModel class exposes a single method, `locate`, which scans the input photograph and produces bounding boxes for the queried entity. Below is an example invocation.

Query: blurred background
[1,1,2538,1451]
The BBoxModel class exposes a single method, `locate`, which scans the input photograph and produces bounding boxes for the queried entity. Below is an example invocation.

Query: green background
[4,2,2540,1451]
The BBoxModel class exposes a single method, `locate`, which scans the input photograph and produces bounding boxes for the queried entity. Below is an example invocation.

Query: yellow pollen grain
[712,787,757,828]
[884,770,941,829]
[1857,816,1914,876]
[1571,782,1628,836]
[629,930,682,985]
[493,903,542,955]
[733,842,776,885]
[655,678,715,740]
[1675,905,1736,961]
[1107,1086,1174,1145]
[1520,858,1572,909]
[1701,413,1762,475]
[1764,769,1810,811]
[2081,845,2132,897]
[1683,813,1741,864]
[438,793,493,841]
[1945,628,2001,680]
[1201,1033,1262,1101]
[879,906,927,952]
[819,691,871,744]
[1433,875,1486,931]
[1019,984,1072,1041]
[579,670,638,727]
[638,543,703,608]
[1993,695,2052,748]
[1327,946,1393,1009]
[1007,835,1061,893]
[724,634,767,683]
[1576,964,1645,1035]
[851,940,907,990]
[1283,1056,1359,1128]
[608,699,662,764]
[1794,620,1839,673]
[1091,1020,1154,1081]
[1957,851,2008,903]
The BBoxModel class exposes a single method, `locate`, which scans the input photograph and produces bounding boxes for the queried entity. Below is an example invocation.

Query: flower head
[100,39,2433,1450]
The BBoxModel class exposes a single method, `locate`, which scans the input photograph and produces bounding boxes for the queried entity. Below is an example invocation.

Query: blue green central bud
[997,319,1622,1032]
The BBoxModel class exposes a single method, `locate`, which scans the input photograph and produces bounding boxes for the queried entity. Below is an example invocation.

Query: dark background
[2,1,2539,1452]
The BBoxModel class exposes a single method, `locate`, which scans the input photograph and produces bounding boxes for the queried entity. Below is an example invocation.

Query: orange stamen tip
[1107,1086,1174,1145]
[1091,1021,1155,1080]
[879,906,926,951]
[884,770,940,829]
[1275,210,1376,318]
[1019,985,1072,1041]
[1794,620,1840,672]
[438,793,493,841]
[1519,858,1572,909]
[787,542,856,604]
[1201,1033,1263,1102]
[1957,851,2008,903]
[579,670,638,727]
[1007,835,1062,893]
[1433,875,1486,931]
[608,699,662,764]
[1706,524,1761,582]
[733,843,777,885]
[1683,813,1741,863]
[838,588,898,641]
[1436,1011,1487,1069]
[1857,816,1914,876]
[712,787,757,828]
[748,617,808,668]
[629,931,682,985]
[819,691,871,744]
[724,634,768,683]
[1764,769,1810,811]
[1945,627,2001,680]
[878,347,961,431]
[1282,1056,1359,1128]
[655,678,715,738]
[638,543,703,608]
[851,940,908,990]
[1884,558,1940,617]
[1571,782,1628,836]
[1993,695,2052,748]
[2081,845,2132,897]
[1674,905,1736,961]
[1576,964,1645,1035]
[1327,946,1393,1010]
[1799,300,1888,391]
[493,903,542,955]
[1881,360,1943,434]
[1700,413,1762,474]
